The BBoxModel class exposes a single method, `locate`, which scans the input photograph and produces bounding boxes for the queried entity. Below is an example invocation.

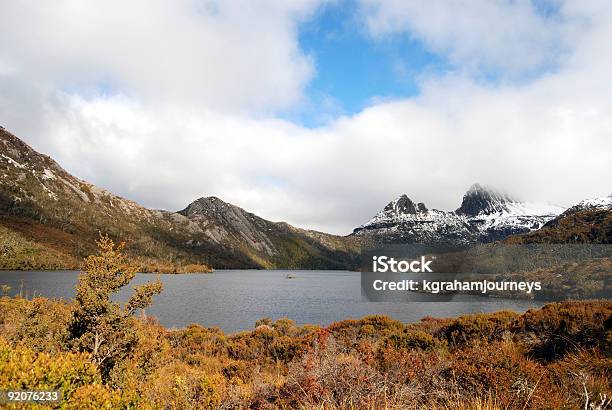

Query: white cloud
[0,0,319,113]
[359,0,575,76]
[1,0,611,235]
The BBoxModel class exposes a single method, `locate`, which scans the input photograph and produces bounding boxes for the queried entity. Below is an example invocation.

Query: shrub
[272,318,296,336]
[0,296,71,353]
[66,384,133,409]
[68,235,163,379]
[227,332,266,361]
[0,337,101,401]
[512,301,612,361]
[254,317,272,328]
[383,330,446,351]
[144,361,226,409]
[437,310,519,346]
[170,324,227,359]
[269,335,300,363]
[327,315,404,347]
[222,360,251,383]
[283,337,387,408]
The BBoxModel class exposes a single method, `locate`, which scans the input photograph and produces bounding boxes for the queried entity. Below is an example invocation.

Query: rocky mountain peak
[178,196,232,217]
[384,194,428,216]
[456,183,515,216]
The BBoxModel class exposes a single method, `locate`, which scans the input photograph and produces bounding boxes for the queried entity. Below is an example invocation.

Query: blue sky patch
[292,1,451,127]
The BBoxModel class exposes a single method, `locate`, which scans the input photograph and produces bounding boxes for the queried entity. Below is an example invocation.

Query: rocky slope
[352,183,565,245]
[0,127,359,270]
[177,196,360,269]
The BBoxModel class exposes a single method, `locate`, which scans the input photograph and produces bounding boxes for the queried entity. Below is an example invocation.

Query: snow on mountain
[355,194,471,244]
[455,183,515,216]
[564,194,612,214]
[353,184,565,245]
[458,184,565,239]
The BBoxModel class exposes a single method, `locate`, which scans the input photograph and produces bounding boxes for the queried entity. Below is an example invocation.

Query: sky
[0,0,611,235]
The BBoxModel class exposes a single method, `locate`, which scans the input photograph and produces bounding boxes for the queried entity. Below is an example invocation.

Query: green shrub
[69,235,163,380]
[437,310,519,346]
[0,336,100,400]
[0,296,71,353]
[383,330,446,351]
[269,335,299,362]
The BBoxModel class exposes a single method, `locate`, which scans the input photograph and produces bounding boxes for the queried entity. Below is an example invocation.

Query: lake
[0,270,544,333]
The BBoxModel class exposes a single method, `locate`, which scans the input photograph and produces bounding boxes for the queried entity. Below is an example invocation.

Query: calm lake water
[0,270,543,333]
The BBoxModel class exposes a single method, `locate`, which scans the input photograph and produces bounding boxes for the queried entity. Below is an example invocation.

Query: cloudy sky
[0,0,611,234]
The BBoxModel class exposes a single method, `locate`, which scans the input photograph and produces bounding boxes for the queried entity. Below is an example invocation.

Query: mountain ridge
[0,127,360,270]
[1,126,609,270]
[353,184,566,245]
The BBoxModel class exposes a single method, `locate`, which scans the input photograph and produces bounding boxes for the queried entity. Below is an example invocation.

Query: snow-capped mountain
[457,184,565,241]
[352,194,471,244]
[353,184,565,245]
[506,193,612,244]
[561,194,612,215]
